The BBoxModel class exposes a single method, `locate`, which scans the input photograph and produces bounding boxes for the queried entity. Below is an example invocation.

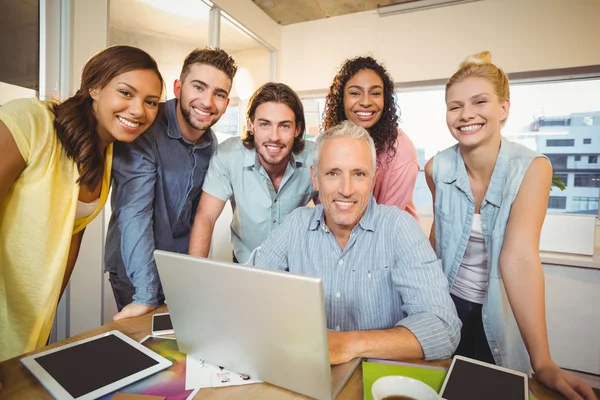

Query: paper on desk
[185,355,261,390]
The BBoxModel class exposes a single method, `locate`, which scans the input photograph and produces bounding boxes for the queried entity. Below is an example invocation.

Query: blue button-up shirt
[202,137,317,263]
[433,137,544,374]
[249,197,461,360]
[105,99,217,306]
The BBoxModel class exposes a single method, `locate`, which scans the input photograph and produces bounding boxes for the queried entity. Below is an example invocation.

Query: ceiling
[252,0,416,25]
[110,0,264,53]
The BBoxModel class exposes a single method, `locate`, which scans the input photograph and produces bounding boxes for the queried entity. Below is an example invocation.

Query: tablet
[21,330,173,400]
[439,356,528,400]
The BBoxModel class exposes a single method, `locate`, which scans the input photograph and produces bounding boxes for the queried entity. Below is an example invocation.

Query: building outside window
[546,139,575,147]
[573,196,599,212]
[548,196,567,210]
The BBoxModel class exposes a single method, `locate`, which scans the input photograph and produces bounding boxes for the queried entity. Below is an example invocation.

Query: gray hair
[313,120,377,175]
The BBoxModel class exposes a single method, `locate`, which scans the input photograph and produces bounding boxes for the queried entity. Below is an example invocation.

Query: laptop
[154,250,361,400]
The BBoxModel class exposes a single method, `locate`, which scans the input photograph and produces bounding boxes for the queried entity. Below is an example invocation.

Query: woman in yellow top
[0,45,164,361]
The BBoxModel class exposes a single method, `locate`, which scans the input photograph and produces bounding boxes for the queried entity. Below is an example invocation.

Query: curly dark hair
[322,56,398,164]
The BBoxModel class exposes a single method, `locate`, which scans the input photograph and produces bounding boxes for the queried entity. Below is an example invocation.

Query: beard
[180,101,216,131]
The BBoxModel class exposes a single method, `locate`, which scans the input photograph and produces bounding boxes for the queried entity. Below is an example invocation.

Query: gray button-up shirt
[249,197,461,360]
[202,137,317,262]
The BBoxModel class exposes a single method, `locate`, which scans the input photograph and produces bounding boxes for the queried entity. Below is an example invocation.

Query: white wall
[229,46,272,99]
[280,0,600,92]
[109,28,206,100]
[0,81,35,105]
[544,264,600,375]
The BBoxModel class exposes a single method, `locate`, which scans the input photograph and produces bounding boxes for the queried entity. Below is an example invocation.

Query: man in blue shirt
[189,83,317,263]
[105,47,237,320]
[249,120,461,363]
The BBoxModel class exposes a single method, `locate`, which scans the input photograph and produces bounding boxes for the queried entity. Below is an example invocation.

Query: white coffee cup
[372,375,440,400]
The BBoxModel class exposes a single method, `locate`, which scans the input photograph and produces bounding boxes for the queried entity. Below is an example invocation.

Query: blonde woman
[425,51,595,400]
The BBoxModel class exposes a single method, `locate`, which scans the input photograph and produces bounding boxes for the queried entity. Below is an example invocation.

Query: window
[583,117,594,126]
[548,196,567,209]
[546,155,568,169]
[584,138,592,144]
[554,173,568,186]
[393,78,600,215]
[572,197,599,212]
[546,139,575,147]
[213,105,240,143]
[301,99,324,140]
[590,156,598,164]
[539,118,570,127]
[574,174,600,188]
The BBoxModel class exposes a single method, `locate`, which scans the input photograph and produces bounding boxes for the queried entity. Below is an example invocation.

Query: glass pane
[213,104,240,143]
[109,0,212,100]
[0,0,39,104]
[216,14,272,143]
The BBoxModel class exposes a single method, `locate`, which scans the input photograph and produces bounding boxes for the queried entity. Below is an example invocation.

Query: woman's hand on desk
[113,303,157,321]
[535,361,597,400]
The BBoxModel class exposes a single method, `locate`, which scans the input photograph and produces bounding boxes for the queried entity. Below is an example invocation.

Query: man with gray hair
[249,120,461,364]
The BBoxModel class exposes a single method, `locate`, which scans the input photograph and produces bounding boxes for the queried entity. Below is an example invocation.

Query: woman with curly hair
[0,45,164,361]
[323,56,419,219]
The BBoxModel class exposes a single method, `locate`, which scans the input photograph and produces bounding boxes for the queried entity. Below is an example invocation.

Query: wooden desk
[0,306,566,399]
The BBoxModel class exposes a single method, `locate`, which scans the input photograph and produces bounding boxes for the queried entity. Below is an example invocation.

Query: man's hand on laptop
[328,331,359,365]
[113,303,157,321]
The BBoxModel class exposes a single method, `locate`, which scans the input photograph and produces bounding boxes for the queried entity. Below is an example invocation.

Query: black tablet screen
[153,314,173,332]
[36,334,159,398]
[441,358,527,400]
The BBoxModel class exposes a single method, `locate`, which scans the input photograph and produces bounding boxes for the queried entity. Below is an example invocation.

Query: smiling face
[312,136,375,237]
[249,101,300,170]
[446,76,510,148]
[90,69,162,145]
[174,63,231,135]
[343,68,385,130]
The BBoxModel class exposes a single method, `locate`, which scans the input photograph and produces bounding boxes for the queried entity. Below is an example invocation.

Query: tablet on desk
[21,330,172,400]
[439,355,529,400]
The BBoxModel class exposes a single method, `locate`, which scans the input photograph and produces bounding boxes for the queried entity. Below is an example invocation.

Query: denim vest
[433,137,544,374]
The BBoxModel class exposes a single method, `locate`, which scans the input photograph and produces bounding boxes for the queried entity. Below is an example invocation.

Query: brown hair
[242,82,306,154]
[51,45,164,190]
[446,51,510,103]
[322,56,398,162]
[180,47,238,83]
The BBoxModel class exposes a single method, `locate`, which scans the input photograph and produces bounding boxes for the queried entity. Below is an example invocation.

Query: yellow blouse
[0,98,112,361]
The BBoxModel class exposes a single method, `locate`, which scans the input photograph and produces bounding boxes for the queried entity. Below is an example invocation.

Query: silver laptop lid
[154,250,333,400]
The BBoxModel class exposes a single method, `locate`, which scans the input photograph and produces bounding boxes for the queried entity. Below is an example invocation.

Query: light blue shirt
[202,137,317,263]
[433,137,545,374]
[249,198,461,361]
